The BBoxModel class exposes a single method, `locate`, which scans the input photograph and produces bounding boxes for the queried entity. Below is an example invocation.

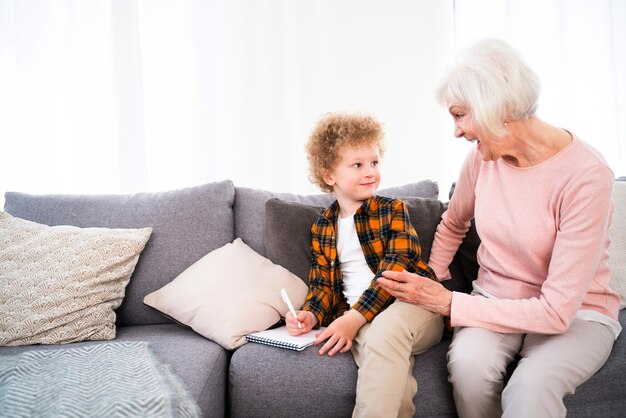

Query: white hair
[436,38,541,137]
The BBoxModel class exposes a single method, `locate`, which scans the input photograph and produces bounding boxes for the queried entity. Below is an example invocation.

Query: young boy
[286,112,444,418]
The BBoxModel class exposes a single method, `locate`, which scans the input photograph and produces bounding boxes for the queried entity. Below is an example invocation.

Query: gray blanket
[0,341,200,417]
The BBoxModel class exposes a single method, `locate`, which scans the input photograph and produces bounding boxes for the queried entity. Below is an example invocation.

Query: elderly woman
[378,38,621,418]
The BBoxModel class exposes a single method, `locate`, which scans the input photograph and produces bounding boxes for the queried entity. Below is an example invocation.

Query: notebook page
[246,326,327,351]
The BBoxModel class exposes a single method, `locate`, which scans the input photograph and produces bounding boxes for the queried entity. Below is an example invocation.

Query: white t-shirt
[337,215,374,306]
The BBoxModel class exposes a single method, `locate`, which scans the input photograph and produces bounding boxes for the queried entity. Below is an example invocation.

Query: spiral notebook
[245,325,326,351]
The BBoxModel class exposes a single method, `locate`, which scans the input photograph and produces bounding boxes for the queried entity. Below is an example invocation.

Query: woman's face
[447,104,502,161]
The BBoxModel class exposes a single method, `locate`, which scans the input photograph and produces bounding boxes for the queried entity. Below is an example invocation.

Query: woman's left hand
[378,270,453,316]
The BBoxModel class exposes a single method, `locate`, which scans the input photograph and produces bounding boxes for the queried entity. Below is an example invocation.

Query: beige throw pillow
[143,238,308,349]
[0,211,152,346]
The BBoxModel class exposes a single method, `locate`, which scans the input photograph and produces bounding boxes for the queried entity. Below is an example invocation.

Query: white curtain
[454,0,626,182]
[1,0,624,208]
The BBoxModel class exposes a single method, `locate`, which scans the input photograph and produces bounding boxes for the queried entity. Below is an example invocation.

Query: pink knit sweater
[429,135,620,334]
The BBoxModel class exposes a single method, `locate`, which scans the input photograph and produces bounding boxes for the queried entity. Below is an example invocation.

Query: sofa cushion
[143,238,308,350]
[229,343,358,418]
[234,180,439,258]
[229,335,456,418]
[0,211,151,346]
[608,180,626,309]
[3,181,236,326]
[234,189,334,259]
[264,199,324,283]
[230,310,626,418]
[264,197,446,283]
[403,198,447,263]
[118,325,230,418]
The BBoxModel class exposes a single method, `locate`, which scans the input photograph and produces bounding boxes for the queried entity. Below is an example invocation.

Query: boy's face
[323,143,381,205]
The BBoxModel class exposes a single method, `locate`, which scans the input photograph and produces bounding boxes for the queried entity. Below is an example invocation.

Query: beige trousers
[351,300,444,418]
[447,318,615,418]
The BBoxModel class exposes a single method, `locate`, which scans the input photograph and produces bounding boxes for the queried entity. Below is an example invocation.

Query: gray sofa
[1,179,624,417]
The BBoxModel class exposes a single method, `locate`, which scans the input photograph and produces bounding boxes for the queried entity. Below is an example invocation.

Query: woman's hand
[378,270,453,316]
[285,310,317,335]
[314,309,366,357]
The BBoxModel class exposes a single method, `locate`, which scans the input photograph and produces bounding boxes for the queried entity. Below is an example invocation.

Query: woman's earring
[504,121,508,126]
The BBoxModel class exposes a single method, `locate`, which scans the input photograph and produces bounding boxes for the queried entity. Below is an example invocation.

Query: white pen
[280,288,303,329]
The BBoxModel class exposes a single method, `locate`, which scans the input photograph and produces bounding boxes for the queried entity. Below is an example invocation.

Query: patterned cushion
[0,211,152,346]
[609,181,626,309]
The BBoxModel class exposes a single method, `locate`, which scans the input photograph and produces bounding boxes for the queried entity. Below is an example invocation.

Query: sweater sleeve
[451,165,615,333]
[428,149,477,280]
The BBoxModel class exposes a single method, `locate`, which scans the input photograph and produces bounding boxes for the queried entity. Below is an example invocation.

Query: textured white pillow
[143,238,308,349]
[608,181,626,309]
[0,211,152,346]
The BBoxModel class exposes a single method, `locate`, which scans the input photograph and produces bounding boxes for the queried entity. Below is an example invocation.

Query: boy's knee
[369,306,439,339]
[365,317,412,349]
[365,313,442,361]
[410,312,444,354]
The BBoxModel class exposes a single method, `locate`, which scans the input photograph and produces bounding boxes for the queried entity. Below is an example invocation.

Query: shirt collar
[323,196,379,223]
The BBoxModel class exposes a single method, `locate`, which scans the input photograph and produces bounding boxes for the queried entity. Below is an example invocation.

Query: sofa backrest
[3,180,236,326]
[2,178,485,327]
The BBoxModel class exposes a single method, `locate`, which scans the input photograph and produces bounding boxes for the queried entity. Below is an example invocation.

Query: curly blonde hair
[306,112,384,193]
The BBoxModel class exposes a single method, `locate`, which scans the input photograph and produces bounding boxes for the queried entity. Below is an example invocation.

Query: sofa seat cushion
[3,181,236,326]
[229,343,357,418]
[0,324,230,418]
[229,337,456,418]
[116,325,230,418]
[229,312,626,418]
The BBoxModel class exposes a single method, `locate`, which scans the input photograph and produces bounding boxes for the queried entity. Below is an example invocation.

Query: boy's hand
[314,310,366,357]
[286,310,317,335]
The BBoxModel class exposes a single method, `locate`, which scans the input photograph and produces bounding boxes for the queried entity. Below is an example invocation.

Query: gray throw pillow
[264,197,446,284]
[264,199,324,283]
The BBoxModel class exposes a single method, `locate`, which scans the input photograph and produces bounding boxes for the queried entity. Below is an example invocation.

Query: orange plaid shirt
[301,195,436,327]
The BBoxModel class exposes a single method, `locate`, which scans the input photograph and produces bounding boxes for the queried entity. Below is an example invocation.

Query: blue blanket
[0,341,200,417]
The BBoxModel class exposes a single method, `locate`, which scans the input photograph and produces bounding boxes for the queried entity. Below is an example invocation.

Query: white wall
[1,0,624,208]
